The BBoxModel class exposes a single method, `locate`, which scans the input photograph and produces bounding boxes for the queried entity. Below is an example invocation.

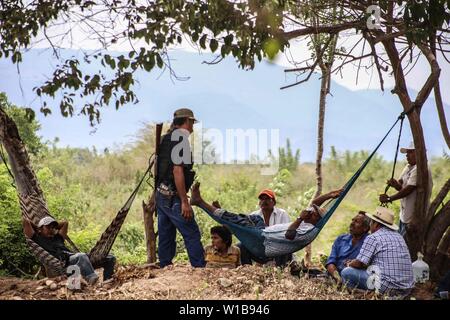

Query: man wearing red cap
[239,189,292,266]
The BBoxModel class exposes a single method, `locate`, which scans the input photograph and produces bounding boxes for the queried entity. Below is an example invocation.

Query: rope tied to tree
[380,112,406,207]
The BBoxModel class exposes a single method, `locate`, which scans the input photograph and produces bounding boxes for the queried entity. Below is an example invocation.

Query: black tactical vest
[156,129,195,192]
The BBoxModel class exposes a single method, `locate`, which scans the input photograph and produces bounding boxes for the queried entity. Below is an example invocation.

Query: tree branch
[415,43,441,109]
[281,21,362,41]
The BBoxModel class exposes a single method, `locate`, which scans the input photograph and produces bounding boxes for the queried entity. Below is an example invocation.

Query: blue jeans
[238,243,292,267]
[341,267,369,290]
[214,210,291,267]
[67,253,116,281]
[213,209,267,229]
[156,192,205,268]
[399,221,407,237]
[67,253,98,282]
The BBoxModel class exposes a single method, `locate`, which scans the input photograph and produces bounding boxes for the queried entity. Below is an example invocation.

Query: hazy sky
[30,11,450,106]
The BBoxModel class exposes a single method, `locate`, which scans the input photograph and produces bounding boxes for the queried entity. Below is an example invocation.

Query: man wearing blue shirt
[325,211,370,282]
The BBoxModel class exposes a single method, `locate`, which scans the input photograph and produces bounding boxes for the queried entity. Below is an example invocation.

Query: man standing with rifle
[155,108,205,268]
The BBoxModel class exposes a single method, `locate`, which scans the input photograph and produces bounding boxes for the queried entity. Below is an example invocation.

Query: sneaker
[86,274,99,286]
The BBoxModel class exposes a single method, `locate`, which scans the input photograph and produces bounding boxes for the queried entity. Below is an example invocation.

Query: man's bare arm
[173,165,193,220]
[22,218,35,238]
[58,221,69,238]
[347,259,367,269]
[389,185,417,201]
[311,188,344,206]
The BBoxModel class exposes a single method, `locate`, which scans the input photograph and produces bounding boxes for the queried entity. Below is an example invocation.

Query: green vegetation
[1,93,448,277]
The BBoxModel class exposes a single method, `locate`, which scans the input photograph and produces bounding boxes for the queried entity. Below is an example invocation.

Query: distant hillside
[0,48,448,161]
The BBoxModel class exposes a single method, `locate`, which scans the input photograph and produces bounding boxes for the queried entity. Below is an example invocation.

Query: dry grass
[0,263,435,300]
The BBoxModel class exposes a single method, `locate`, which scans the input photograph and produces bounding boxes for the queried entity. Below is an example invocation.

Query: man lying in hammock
[22,217,116,285]
[190,182,343,258]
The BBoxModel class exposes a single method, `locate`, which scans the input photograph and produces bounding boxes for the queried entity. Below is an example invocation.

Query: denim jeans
[213,209,267,229]
[341,267,369,290]
[213,210,291,267]
[67,253,98,283]
[156,192,205,268]
[67,253,116,281]
[238,243,292,267]
[100,255,116,280]
[399,221,407,237]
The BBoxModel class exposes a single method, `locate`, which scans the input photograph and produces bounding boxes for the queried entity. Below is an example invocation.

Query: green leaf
[156,54,164,68]
[210,39,219,52]
[224,34,234,46]
[192,32,199,42]
[199,34,207,49]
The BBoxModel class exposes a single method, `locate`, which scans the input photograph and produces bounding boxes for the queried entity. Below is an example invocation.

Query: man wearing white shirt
[241,189,292,266]
[379,141,433,237]
[249,190,291,226]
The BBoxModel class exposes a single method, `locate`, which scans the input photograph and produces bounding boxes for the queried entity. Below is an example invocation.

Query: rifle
[154,123,163,185]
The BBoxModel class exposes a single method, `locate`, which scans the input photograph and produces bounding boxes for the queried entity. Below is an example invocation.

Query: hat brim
[258,192,275,201]
[400,148,414,154]
[367,213,399,231]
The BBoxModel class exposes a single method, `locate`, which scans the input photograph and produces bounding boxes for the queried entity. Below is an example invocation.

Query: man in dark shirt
[155,108,205,268]
[23,216,116,284]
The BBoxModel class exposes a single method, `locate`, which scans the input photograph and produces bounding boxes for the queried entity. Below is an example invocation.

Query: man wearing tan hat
[379,141,433,237]
[341,207,414,297]
[155,108,205,268]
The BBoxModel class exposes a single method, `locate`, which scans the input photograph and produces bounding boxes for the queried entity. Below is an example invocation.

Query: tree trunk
[423,179,450,261]
[405,110,430,261]
[314,65,328,198]
[305,64,331,266]
[428,226,450,280]
[0,107,43,199]
[143,191,157,264]
[422,178,450,280]
[381,38,437,261]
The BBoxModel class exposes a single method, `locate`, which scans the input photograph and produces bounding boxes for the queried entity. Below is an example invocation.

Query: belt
[157,187,177,196]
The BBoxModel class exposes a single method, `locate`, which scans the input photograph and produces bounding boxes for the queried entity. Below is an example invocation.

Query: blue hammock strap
[197,113,406,258]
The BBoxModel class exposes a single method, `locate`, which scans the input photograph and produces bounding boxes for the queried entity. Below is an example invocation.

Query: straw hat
[367,207,399,231]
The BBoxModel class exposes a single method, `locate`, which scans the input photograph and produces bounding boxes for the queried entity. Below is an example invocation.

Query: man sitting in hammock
[190,182,343,259]
[22,217,116,285]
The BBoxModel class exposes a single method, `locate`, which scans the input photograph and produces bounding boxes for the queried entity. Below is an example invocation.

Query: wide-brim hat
[174,108,198,123]
[367,207,399,231]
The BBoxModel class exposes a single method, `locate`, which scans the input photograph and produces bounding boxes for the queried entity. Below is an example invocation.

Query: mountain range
[0,48,448,162]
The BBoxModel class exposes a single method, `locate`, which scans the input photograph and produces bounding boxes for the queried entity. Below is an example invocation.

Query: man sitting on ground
[325,211,370,283]
[204,225,241,268]
[23,217,116,284]
[341,207,414,297]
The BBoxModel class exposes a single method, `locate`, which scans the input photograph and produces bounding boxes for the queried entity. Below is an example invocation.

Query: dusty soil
[0,264,436,300]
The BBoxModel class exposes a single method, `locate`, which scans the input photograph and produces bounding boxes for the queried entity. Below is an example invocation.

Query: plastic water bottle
[412,252,429,283]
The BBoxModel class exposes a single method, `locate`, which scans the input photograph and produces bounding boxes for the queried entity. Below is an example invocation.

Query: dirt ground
[0,264,437,300]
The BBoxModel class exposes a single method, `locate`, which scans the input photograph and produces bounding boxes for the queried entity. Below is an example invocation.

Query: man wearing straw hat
[341,207,414,297]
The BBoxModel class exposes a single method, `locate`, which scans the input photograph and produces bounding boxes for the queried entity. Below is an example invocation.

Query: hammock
[197,114,406,260]
[19,157,154,276]
[0,105,155,276]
